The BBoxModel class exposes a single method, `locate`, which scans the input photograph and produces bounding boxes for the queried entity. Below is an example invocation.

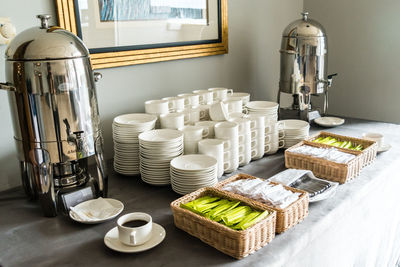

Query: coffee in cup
[117,212,152,246]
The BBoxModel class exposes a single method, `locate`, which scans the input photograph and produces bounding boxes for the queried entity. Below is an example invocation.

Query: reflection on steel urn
[0,15,107,217]
[278,12,337,121]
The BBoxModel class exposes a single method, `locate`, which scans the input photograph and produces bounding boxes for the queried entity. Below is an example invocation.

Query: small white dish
[69,198,124,224]
[377,143,391,153]
[104,223,166,253]
[314,116,345,127]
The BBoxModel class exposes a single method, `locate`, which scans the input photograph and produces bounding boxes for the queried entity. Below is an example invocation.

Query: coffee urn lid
[282,12,327,38]
[5,15,89,61]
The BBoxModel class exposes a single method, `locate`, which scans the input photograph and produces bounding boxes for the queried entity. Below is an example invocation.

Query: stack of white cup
[265,120,285,154]
[179,125,208,154]
[229,117,252,166]
[246,114,265,160]
[145,99,170,128]
[214,121,242,173]
[177,93,200,108]
[198,139,230,178]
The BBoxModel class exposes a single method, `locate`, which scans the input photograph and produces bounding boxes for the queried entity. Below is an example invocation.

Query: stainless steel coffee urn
[0,15,107,217]
[278,12,337,121]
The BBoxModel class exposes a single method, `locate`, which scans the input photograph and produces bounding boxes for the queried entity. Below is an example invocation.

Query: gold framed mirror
[56,0,228,69]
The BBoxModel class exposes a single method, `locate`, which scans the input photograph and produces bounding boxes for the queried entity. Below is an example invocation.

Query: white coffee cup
[195,121,218,138]
[162,96,185,112]
[160,113,187,129]
[231,92,250,105]
[184,140,199,154]
[177,93,200,107]
[208,87,233,101]
[362,133,383,147]
[117,213,152,246]
[209,101,229,121]
[179,125,208,141]
[198,139,230,178]
[193,90,214,105]
[145,100,169,114]
[224,98,243,114]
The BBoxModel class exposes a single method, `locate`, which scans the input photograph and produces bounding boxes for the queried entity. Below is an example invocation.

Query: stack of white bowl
[265,120,285,154]
[112,113,157,176]
[245,101,279,122]
[138,129,183,185]
[246,114,265,160]
[170,154,218,195]
[214,121,241,173]
[281,119,310,148]
[145,99,170,128]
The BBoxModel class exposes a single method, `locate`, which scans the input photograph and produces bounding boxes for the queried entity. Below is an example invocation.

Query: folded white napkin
[222,179,300,209]
[70,197,120,221]
[290,145,356,164]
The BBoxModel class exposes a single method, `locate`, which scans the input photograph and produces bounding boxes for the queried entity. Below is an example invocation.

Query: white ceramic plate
[246,101,279,110]
[170,155,217,171]
[139,129,183,143]
[69,198,124,224]
[377,143,391,153]
[314,116,345,127]
[104,223,165,253]
[113,113,157,125]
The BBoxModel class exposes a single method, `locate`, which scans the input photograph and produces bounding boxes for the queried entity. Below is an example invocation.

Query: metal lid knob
[37,14,51,29]
[301,12,309,21]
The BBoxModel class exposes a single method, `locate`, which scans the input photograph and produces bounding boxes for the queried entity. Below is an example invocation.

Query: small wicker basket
[285,141,365,184]
[170,187,276,259]
[305,131,378,167]
[214,173,309,234]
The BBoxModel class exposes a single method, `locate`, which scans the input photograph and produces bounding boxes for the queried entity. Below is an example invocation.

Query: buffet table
[1,118,400,267]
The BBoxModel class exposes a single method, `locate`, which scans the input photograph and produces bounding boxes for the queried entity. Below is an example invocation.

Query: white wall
[0,0,303,191]
[304,0,400,123]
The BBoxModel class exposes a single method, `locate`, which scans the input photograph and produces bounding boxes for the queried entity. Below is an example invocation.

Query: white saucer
[377,143,391,153]
[314,116,345,127]
[69,198,124,224]
[104,223,166,253]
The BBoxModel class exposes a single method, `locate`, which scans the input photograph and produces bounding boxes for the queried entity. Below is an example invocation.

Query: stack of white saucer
[138,129,183,185]
[170,155,218,195]
[281,119,310,148]
[112,114,157,175]
[245,101,279,122]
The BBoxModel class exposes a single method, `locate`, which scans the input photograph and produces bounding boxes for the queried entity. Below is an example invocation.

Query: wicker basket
[285,141,365,184]
[214,173,309,233]
[305,131,378,167]
[170,187,276,259]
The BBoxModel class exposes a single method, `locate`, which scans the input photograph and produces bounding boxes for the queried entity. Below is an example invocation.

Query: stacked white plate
[139,129,184,185]
[245,101,279,122]
[281,119,310,148]
[113,114,157,175]
[170,155,218,195]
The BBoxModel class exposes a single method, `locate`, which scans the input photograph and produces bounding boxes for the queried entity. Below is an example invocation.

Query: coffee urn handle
[0,82,16,91]
[37,14,51,29]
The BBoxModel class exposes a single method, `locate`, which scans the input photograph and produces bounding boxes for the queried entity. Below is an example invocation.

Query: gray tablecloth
[1,119,400,267]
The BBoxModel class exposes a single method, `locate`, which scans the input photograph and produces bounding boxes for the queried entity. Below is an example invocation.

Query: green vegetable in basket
[221,206,253,226]
[206,200,240,220]
[313,136,364,151]
[234,210,270,230]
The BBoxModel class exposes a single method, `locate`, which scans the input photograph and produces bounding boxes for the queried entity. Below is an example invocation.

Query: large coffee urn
[0,15,107,217]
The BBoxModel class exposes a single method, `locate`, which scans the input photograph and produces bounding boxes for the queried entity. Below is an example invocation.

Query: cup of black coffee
[117,212,152,246]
